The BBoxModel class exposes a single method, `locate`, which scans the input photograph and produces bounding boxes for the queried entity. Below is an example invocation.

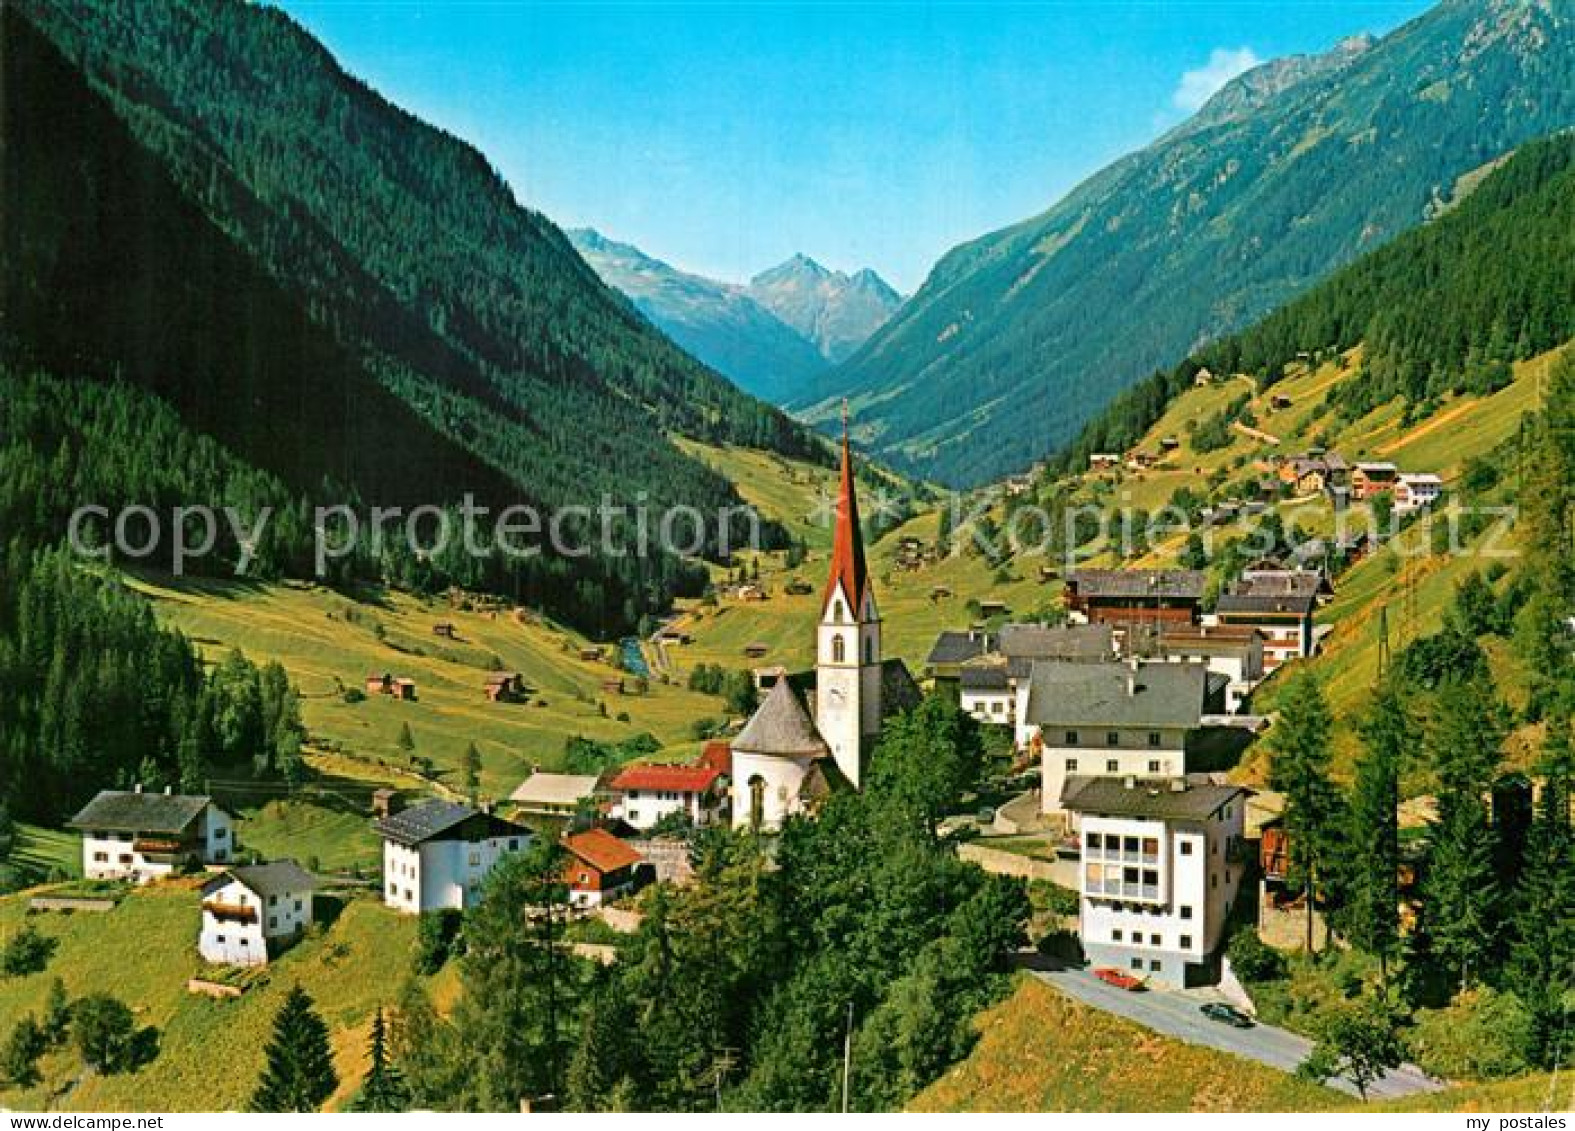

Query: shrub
[1,924,57,977]
[1226,926,1286,982]
[72,993,138,1073]
[1409,987,1534,1081]
[412,909,464,975]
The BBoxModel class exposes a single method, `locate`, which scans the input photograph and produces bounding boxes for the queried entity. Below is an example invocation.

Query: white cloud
[1172,46,1263,112]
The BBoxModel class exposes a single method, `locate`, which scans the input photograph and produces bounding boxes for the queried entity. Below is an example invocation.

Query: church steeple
[823,401,869,618]
[815,400,881,790]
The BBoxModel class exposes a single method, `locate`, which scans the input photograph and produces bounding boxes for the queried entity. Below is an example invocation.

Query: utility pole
[840,1001,855,1114]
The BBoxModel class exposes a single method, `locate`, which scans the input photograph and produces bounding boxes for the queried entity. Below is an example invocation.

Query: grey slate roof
[1068,569,1206,601]
[1024,661,1207,730]
[733,679,830,759]
[1216,590,1317,617]
[925,630,993,667]
[204,858,319,898]
[68,790,219,834]
[998,622,1113,662]
[1061,774,1246,821]
[374,799,524,847]
[959,659,1011,692]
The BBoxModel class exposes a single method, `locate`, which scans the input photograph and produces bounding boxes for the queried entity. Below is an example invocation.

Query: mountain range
[569,230,900,403]
[802,0,1575,486]
[3,0,827,633]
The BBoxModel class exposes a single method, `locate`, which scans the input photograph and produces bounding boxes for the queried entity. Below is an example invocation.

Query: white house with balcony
[375,799,531,913]
[1015,660,1209,821]
[607,763,726,831]
[68,788,236,883]
[198,859,318,967]
[1064,775,1248,988]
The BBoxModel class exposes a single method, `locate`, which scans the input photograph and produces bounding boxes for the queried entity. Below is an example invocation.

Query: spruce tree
[250,985,338,1112]
[351,1007,409,1112]
[1267,673,1344,951]
[1339,680,1408,984]
[461,743,482,803]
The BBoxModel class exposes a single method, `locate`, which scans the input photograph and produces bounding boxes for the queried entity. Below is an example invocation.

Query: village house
[1278,453,1348,495]
[69,788,236,883]
[1015,660,1212,821]
[1127,623,1265,714]
[364,673,417,700]
[1351,461,1399,499]
[606,763,727,831]
[924,627,994,685]
[1065,775,1249,988]
[198,859,318,967]
[1211,570,1322,669]
[375,799,530,913]
[562,828,643,909]
[1064,569,1206,628]
[508,771,601,818]
[484,672,527,702]
[947,622,1115,725]
[1394,472,1443,514]
[1089,453,1120,470]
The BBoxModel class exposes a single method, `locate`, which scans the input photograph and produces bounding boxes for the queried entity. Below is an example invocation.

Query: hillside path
[1025,962,1445,1101]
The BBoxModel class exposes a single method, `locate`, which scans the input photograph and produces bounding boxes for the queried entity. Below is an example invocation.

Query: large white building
[1015,660,1210,821]
[198,859,318,967]
[729,418,918,832]
[375,799,531,913]
[68,789,236,883]
[1064,775,1249,988]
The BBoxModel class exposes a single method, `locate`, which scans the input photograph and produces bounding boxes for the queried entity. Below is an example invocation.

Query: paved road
[1027,961,1445,1101]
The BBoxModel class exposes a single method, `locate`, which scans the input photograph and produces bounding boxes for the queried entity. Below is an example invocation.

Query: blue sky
[279,1,1433,292]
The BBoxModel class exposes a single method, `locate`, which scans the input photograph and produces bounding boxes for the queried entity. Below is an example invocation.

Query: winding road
[1026,960,1445,1101]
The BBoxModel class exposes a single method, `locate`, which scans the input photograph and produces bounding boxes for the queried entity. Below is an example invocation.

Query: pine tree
[1267,673,1345,952]
[42,977,70,1047]
[461,743,482,803]
[351,1007,409,1112]
[1339,680,1409,984]
[250,986,338,1112]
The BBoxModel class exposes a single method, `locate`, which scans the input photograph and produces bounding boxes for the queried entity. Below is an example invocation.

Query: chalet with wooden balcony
[199,859,319,966]
[68,788,236,883]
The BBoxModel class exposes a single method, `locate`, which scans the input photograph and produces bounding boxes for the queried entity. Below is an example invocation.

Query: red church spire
[823,400,869,615]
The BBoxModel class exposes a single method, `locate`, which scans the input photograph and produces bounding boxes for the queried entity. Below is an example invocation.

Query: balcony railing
[202,900,257,924]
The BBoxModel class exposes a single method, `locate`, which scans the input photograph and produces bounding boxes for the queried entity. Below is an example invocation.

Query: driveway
[1025,959,1445,1101]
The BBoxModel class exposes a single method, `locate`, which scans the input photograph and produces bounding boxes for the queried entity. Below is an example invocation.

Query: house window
[1149,933,1161,946]
[1149,760,1162,774]
[578,872,589,884]
[94,852,108,863]
[1180,905,1193,920]
[1179,841,1193,856]
[1148,732,1161,747]
[1150,959,1161,972]
[1106,731,1119,746]
[1085,832,1101,850]
[269,916,278,929]
[509,839,519,851]
[469,851,481,867]
[213,827,228,840]
[216,935,225,944]
[1180,935,1193,949]
[628,790,640,801]
[388,883,396,896]
[1130,958,1143,970]
[269,894,278,906]
[1106,759,1118,773]
[629,811,641,823]
[1111,929,1122,941]
[294,900,302,912]
[991,701,1003,715]
[1065,758,1078,773]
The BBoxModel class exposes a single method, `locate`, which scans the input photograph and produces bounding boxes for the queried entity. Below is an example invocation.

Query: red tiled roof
[608,764,721,793]
[562,828,642,874]
[698,741,732,775]
[822,417,869,613]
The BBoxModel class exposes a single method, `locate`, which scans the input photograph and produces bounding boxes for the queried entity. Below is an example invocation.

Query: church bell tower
[815,404,882,788]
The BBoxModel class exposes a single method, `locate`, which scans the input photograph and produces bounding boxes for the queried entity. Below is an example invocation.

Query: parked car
[1091,967,1145,991]
[1200,1002,1255,1028]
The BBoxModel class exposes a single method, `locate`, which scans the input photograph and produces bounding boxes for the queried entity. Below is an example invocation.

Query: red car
[1092,967,1146,991]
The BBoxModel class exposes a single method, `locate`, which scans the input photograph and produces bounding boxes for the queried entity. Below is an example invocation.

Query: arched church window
[832,634,846,663]
[749,776,765,832]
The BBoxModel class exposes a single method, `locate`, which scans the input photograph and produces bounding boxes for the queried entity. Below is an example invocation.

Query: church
[729,421,919,831]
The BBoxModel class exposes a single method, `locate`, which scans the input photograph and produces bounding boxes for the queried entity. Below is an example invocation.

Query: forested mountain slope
[806,0,1575,485]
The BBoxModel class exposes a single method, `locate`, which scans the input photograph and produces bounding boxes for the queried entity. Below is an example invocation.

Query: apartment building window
[269,894,278,906]
[1180,935,1193,949]
[1066,758,1079,773]
[1180,905,1193,920]
[1130,958,1143,971]
[1106,759,1119,773]
[1148,732,1161,747]
[1111,929,1122,942]
[1149,933,1161,946]
[509,839,520,851]
[1179,841,1193,855]
[1148,760,1161,773]
[1149,959,1161,972]
[1106,731,1120,746]
[387,883,397,897]
[1085,832,1102,850]
[269,916,278,930]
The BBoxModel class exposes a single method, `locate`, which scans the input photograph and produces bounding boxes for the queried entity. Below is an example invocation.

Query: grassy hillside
[131,576,726,795]
[0,881,428,1112]
[913,976,1566,1113]
[912,976,1340,1112]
